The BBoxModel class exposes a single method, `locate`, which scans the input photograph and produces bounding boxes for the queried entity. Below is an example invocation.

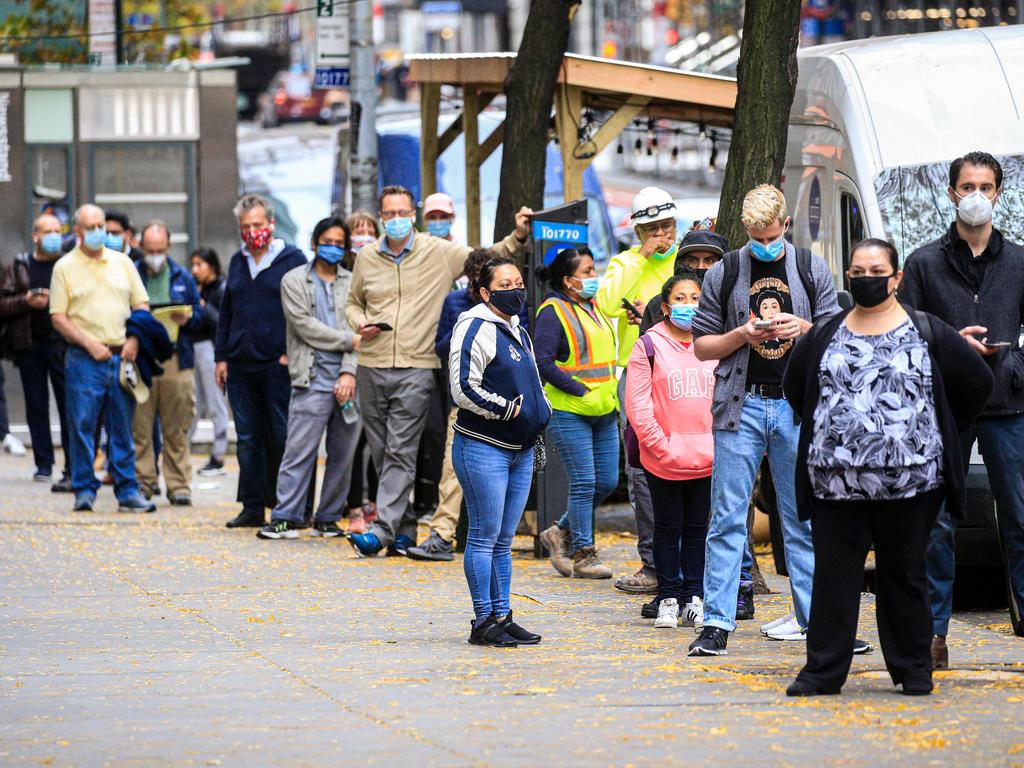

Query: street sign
[315,0,350,90]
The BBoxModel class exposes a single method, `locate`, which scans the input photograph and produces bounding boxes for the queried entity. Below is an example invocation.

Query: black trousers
[15,343,69,475]
[797,488,943,692]
[643,470,711,603]
[414,368,447,512]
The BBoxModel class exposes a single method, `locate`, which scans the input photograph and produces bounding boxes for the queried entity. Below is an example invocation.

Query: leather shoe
[931,635,948,670]
[226,509,265,528]
[786,679,838,697]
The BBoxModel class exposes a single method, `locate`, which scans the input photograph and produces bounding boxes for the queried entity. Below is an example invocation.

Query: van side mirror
[836,290,854,310]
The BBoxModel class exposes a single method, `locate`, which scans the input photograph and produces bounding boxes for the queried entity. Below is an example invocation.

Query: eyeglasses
[630,202,676,221]
[638,220,675,236]
[380,209,415,220]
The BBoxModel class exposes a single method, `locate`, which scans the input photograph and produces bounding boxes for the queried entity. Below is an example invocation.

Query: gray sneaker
[539,524,572,577]
[406,531,455,562]
[614,568,659,595]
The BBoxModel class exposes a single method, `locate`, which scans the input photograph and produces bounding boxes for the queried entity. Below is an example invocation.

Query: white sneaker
[766,617,806,641]
[681,596,704,629]
[654,598,680,628]
[3,434,26,456]
[760,613,796,636]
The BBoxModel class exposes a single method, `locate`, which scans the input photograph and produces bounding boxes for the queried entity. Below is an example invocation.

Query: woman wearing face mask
[783,238,993,697]
[345,211,380,255]
[533,247,619,580]
[625,270,717,631]
[449,257,551,647]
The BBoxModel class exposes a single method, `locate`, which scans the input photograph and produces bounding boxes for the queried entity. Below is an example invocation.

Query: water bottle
[341,399,359,425]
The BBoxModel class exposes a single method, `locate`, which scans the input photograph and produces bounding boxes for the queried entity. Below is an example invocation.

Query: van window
[840,192,865,288]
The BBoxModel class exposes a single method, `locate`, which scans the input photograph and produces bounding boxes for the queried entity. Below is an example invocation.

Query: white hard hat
[630,187,676,226]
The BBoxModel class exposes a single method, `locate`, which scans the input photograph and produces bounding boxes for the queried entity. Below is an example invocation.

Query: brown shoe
[572,546,613,579]
[539,524,572,577]
[931,635,948,670]
[614,567,659,594]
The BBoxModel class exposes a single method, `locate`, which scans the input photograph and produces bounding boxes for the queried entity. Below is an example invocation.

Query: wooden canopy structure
[407,52,737,245]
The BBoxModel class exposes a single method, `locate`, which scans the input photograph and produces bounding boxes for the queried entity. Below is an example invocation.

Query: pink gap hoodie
[625,321,717,482]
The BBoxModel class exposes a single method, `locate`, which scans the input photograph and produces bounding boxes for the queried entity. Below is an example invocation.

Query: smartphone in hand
[754,319,774,330]
[982,340,1011,349]
[368,322,393,332]
[621,298,642,319]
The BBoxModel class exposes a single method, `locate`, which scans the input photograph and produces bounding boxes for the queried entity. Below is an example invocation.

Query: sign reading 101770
[315,0,350,89]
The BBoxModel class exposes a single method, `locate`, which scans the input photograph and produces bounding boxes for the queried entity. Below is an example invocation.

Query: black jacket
[783,307,993,521]
[190,276,226,344]
[899,223,1024,416]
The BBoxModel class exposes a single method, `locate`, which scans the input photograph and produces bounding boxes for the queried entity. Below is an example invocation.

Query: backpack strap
[720,251,741,327]
[638,332,655,370]
[795,247,817,319]
[914,310,935,347]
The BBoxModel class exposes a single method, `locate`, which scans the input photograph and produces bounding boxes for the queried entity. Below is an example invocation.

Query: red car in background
[258,71,348,128]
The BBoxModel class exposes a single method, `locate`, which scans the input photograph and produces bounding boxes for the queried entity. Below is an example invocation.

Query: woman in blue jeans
[533,247,619,579]
[449,257,551,647]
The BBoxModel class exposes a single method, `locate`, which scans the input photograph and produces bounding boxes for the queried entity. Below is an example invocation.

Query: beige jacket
[281,261,359,388]
[345,230,526,369]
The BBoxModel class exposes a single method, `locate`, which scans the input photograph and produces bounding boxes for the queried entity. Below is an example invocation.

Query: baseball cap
[678,230,728,257]
[423,192,455,216]
[119,359,149,404]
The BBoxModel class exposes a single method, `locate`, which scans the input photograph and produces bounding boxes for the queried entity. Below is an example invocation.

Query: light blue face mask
[105,233,124,251]
[426,219,452,238]
[669,303,698,331]
[83,226,106,250]
[316,244,346,266]
[384,216,414,240]
[573,276,599,300]
[40,232,62,254]
[750,237,785,262]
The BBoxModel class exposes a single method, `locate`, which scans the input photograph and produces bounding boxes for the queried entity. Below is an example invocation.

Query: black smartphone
[621,298,642,319]
[369,322,393,332]
[982,341,1011,349]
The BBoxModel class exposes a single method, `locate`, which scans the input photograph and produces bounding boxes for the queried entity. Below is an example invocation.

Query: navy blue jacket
[126,309,174,386]
[215,244,308,372]
[134,258,204,370]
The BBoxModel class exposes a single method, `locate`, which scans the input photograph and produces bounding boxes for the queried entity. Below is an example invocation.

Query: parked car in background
[258,71,348,128]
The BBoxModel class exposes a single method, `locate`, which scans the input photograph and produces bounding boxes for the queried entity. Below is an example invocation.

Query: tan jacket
[345,230,527,369]
[281,261,359,388]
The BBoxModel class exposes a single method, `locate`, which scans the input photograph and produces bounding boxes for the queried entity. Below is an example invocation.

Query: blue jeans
[704,394,814,632]
[453,433,533,622]
[65,347,138,501]
[928,414,1024,636]
[227,364,291,513]
[547,409,619,553]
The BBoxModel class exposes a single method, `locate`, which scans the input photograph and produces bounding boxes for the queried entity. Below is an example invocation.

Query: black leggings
[643,471,711,603]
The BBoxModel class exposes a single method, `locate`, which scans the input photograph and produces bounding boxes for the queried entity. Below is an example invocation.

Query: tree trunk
[493,0,580,246]
[715,0,803,250]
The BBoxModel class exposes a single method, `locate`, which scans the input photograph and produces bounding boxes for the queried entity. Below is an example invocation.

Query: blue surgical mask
[105,233,124,251]
[40,232,62,255]
[426,220,452,238]
[83,226,106,250]
[573,276,599,300]
[317,244,346,266]
[669,303,698,331]
[750,237,785,262]
[384,217,414,240]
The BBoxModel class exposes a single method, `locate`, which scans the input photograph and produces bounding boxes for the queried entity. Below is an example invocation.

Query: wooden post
[420,83,441,201]
[463,85,482,246]
[553,83,584,203]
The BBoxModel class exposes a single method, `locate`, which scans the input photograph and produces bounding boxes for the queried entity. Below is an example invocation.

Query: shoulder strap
[720,251,740,325]
[639,332,655,370]
[914,310,935,347]
[795,247,817,318]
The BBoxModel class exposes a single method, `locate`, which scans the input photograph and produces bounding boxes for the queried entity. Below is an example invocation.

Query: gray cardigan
[691,241,840,431]
[281,261,359,388]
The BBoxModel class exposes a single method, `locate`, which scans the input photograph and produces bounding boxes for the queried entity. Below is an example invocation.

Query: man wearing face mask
[900,151,1024,662]
[0,213,72,489]
[131,221,204,506]
[345,184,533,557]
[105,210,143,262]
[688,185,841,657]
[640,228,729,334]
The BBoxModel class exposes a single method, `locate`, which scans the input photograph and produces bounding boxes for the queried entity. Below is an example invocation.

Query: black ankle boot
[497,611,541,645]
[468,615,518,647]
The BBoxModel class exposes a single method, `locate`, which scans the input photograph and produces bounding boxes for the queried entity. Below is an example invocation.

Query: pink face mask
[241,227,273,251]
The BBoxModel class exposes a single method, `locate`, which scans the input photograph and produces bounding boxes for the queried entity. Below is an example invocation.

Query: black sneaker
[641,597,662,619]
[169,493,192,506]
[406,532,454,561]
[226,509,265,528]
[853,638,873,655]
[257,520,300,540]
[197,458,226,477]
[311,521,344,538]
[51,475,73,494]
[468,615,518,648]
[33,470,53,483]
[688,626,729,656]
[118,496,157,513]
[736,580,755,620]
[497,610,541,645]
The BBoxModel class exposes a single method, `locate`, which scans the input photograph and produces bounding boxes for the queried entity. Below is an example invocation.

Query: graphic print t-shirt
[746,257,793,386]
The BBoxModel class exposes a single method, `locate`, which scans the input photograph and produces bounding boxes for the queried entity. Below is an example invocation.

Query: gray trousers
[190,340,229,460]
[271,387,360,524]
[618,371,655,573]
[357,366,435,546]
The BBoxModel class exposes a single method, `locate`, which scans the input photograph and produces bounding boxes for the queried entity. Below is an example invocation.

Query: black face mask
[488,288,527,316]
[849,274,894,308]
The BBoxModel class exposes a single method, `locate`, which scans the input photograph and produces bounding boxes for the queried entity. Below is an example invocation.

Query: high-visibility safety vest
[538,295,619,417]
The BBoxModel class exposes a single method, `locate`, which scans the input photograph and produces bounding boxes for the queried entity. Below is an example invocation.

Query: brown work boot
[614,567,659,594]
[572,546,613,579]
[539,524,572,577]
[931,635,948,670]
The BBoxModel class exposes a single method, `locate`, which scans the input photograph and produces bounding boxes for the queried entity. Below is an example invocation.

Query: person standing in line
[104,210,143,262]
[48,204,155,514]
[449,257,550,647]
[215,194,308,528]
[595,186,680,596]
[898,151,1024,665]
[783,239,992,696]
[188,248,229,477]
[688,185,840,657]
[535,247,618,579]
[345,184,532,557]
[627,271,716,630]
[423,192,458,242]
[132,221,203,506]
[347,211,380,254]
[0,213,71,489]
[258,216,362,540]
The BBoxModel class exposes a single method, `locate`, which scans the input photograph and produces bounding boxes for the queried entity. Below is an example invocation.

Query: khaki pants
[431,407,461,543]
[133,354,196,497]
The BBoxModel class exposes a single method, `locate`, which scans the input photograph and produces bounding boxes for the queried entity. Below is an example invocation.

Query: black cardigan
[782,306,994,522]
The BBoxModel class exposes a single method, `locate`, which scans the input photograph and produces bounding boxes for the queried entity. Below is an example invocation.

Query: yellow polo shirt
[49,246,149,346]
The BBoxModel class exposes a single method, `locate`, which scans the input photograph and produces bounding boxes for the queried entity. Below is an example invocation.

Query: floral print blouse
[808,319,944,501]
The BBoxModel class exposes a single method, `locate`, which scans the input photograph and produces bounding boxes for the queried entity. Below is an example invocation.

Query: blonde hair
[741,185,787,230]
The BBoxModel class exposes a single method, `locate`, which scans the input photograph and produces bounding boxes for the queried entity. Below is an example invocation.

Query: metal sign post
[315,0,351,88]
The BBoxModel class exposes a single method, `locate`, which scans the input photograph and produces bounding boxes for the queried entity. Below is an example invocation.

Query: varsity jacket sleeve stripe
[449,318,511,420]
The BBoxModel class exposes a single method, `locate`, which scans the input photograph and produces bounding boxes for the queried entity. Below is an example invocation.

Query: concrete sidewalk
[1,451,1023,767]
